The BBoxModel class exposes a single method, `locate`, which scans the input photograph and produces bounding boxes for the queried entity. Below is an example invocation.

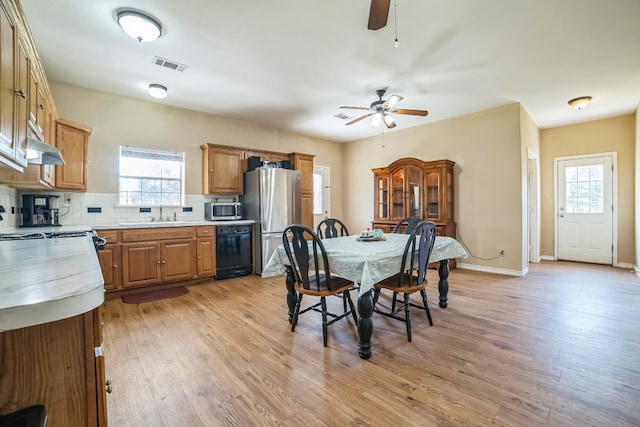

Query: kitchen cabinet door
[0,2,16,165]
[161,240,195,282]
[55,119,91,191]
[201,144,244,194]
[196,237,216,277]
[97,244,121,291]
[122,242,161,287]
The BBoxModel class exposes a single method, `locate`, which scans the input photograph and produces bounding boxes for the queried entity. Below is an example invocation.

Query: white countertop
[0,235,105,332]
[91,219,254,230]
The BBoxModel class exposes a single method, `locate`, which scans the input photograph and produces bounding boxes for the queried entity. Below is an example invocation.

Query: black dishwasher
[215,224,253,279]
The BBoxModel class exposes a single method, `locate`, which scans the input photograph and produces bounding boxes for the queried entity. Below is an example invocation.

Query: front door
[556,154,614,264]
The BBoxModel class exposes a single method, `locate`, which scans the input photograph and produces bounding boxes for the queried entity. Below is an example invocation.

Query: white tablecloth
[262,234,468,295]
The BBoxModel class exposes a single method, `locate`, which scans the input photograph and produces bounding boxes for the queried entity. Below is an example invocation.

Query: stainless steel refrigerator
[242,167,302,274]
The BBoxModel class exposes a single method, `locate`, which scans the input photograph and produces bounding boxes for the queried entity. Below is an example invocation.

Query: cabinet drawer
[196,225,215,237]
[121,227,195,242]
[95,229,120,243]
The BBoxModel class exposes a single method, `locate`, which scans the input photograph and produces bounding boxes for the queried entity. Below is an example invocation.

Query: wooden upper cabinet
[13,36,28,166]
[201,144,244,195]
[289,152,315,229]
[0,2,16,162]
[28,62,46,136]
[55,118,91,191]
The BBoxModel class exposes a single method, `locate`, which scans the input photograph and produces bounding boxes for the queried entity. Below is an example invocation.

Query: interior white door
[313,165,331,229]
[557,155,613,264]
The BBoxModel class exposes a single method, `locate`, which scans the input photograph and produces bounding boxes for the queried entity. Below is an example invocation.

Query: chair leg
[391,292,398,312]
[321,296,328,347]
[373,288,381,305]
[291,294,303,332]
[420,289,433,326]
[404,293,412,342]
[345,290,358,324]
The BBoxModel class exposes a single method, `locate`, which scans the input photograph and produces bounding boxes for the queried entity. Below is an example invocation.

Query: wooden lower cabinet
[96,230,120,291]
[122,242,162,287]
[95,225,216,293]
[196,226,216,277]
[0,307,107,426]
[161,240,195,282]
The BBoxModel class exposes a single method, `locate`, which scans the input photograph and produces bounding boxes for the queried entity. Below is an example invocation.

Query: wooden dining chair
[282,224,358,347]
[373,220,437,342]
[316,218,349,239]
[392,216,423,234]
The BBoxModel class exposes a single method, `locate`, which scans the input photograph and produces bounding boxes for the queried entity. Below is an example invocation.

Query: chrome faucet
[150,205,164,222]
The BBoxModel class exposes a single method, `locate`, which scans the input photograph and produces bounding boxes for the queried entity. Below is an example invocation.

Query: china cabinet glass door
[376,175,389,219]
[391,169,405,220]
[408,166,422,217]
[426,171,440,220]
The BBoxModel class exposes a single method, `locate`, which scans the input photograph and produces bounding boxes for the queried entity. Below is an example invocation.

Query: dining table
[262,233,468,359]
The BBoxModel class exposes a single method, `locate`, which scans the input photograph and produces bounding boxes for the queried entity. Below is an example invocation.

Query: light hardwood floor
[103,261,640,426]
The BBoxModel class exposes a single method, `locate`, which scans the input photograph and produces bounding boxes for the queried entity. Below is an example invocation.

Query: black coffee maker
[21,194,61,227]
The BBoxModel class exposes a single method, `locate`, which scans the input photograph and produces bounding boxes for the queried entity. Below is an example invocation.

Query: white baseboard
[456,262,527,277]
[540,255,555,261]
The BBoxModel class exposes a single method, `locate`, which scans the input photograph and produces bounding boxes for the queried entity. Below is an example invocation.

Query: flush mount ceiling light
[568,96,592,110]
[148,84,168,99]
[116,9,162,43]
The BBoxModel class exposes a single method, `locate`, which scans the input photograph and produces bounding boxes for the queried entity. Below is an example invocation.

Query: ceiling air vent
[334,113,353,120]
[152,56,189,73]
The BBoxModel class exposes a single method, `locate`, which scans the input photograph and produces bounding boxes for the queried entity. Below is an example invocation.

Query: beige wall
[636,105,640,269]
[539,114,636,264]
[50,82,344,217]
[343,103,528,273]
[520,106,541,265]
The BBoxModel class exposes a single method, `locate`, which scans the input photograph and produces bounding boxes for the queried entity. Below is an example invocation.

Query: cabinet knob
[162,260,166,264]
[113,264,118,268]
[38,103,45,110]
[157,261,161,264]
[15,89,27,99]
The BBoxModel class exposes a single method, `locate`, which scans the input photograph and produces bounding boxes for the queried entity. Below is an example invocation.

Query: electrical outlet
[64,193,72,205]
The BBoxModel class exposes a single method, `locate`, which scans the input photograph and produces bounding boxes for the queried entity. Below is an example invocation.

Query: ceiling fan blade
[392,108,429,116]
[367,0,391,30]
[383,114,396,128]
[382,94,403,109]
[340,106,371,111]
[345,113,373,126]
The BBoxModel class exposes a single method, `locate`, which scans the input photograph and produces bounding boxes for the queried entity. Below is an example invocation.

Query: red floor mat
[121,286,189,304]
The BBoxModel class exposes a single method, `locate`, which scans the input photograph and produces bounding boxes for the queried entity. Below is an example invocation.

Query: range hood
[26,137,65,165]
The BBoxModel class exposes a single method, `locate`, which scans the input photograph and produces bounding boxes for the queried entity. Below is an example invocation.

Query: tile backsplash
[0,185,18,230]
[0,185,215,228]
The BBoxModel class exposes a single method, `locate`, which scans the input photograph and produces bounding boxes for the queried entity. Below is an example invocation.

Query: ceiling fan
[368,0,391,30]
[340,89,429,129]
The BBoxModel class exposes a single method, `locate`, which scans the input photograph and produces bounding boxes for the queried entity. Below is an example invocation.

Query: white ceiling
[20,0,640,143]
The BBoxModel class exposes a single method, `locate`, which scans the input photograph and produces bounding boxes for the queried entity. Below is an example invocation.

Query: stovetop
[0,231,92,240]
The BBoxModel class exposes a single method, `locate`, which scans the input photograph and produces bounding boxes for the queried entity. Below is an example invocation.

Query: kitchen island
[0,235,107,426]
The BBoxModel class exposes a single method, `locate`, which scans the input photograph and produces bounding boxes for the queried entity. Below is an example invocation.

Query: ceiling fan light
[148,84,168,99]
[371,112,383,127]
[383,114,395,127]
[117,9,162,43]
[568,96,592,110]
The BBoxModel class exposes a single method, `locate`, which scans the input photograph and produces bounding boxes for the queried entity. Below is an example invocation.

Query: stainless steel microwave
[204,202,242,220]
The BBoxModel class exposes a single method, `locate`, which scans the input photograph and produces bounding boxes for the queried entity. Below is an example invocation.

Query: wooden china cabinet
[372,157,456,239]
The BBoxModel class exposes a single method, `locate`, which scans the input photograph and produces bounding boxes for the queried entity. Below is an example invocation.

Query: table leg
[357,290,373,359]
[438,259,450,308]
[285,266,297,324]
